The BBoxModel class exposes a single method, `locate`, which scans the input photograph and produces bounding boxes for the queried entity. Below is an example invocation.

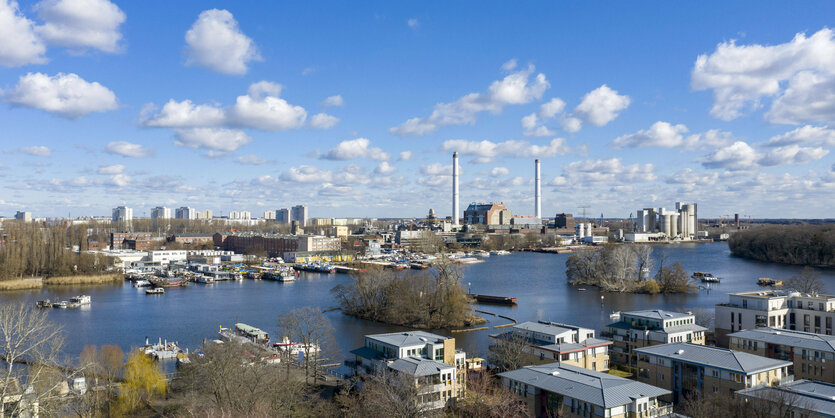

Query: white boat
[195,276,215,284]
[53,301,69,308]
[69,295,91,305]
[146,287,164,295]
[609,311,621,320]
[273,337,320,356]
[490,250,511,255]
[133,279,151,288]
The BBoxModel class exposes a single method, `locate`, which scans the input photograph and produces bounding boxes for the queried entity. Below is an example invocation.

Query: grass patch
[607,368,633,378]
[0,278,44,291]
[44,273,122,286]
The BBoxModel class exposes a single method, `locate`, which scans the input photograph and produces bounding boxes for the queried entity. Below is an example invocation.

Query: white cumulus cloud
[759,145,829,166]
[18,145,51,156]
[0,0,47,66]
[309,113,340,129]
[142,99,225,128]
[490,167,509,177]
[227,82,307,130]
[103,141,152,157]
[4,72,117,118]
[441,138,572,163]
[321,138,389,161]
[97,164,123,174]
[573,84,631,127]
[390,64,549,136]
[612,121,689,148]
[280,165,333,183]
[185,9,260,75]
[174,128,251,152]
[764,125,835,147]
[35,0,125,53]
[374,161,396,174]
[398,151,413,161]
[700,141,761,171]
[322,95,344,107]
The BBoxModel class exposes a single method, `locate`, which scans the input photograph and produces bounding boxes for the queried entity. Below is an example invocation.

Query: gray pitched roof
[367,331,449,348]
[635,343,792,374]
[514,321,573,336]
[736,380,835,417]
[624,310,692,320]
[387,357,454,377]
[499,363,669,408]
[729,328,835,353]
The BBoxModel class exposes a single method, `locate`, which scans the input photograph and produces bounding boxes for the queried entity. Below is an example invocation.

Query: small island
[729,224,835,267]
[331,262,485,329]
[565,244,695,294]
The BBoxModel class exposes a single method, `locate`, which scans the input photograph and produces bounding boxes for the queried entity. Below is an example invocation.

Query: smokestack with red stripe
[453,152,460,226]
[535,159,542,219]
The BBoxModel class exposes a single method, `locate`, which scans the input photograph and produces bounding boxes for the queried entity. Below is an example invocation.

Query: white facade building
[264,210,276,220]
[112,206,133,222]
[150,206,171,219]
[175,206,196,220]
[14,211,32,222]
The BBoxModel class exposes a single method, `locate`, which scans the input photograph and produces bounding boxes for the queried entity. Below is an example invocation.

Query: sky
[1,1,834,220]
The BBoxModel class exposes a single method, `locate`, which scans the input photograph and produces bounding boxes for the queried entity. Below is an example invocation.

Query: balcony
[628,402,673,418]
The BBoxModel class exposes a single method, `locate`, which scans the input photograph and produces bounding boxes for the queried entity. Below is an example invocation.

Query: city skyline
[1,1,835,219]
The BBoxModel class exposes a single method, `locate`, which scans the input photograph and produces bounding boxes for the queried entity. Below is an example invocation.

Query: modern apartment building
[635,342,792,403]
[14,211,31,222]
[264,211,275,220]
[350,331,467,411]
[112,206,132,222]
[492,321,612,372]
[499,363,671,418]
[291,205,308,226]
[715,290,835,347]
[175,206,196,220]
[276,208,290,223]
[150,206,170,219]
[736,380,835,418]
[729,327,835,384]
[603,310,706,367]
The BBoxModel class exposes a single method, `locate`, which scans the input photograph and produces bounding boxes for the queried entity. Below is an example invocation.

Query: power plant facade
[452,152,460,226]
[534,159,542,219]
[636,202,698,239]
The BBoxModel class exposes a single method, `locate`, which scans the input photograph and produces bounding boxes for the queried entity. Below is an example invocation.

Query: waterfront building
[276,208,290,223]
[150,206,170,219]
[112,206,132,222]
[291,205,308,226]
[603,310,706,367]
[635,342,792,403]
[499,363,671,418]
[175,206,196,220]
[147,250,187,264]
[715,290,835,347]
[111,232,153,251]
[14,211,32,222]
[736,380,835,418]
[635,202,697,239]
[491,321,612,372]
[214,232,341,259]
[464,202,512,226]
[729,327,835,384]
[350,331,467,411]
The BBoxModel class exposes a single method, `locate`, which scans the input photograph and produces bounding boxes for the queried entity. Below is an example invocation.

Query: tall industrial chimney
[534,159,541,219]
[452,152,460,226]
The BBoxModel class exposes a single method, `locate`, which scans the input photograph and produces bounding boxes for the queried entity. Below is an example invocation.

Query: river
[1,242,833,362]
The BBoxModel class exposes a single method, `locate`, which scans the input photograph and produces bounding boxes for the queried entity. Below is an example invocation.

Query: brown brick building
[111,232,153,251]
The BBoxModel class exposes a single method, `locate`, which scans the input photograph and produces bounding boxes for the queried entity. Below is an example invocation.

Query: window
[790,313,796,324]
[731,312,735,323]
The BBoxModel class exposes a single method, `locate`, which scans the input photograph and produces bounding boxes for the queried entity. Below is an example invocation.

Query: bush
[642,279,660,294]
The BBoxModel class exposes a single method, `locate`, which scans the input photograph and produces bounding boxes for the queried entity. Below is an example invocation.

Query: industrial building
[635,201,698,239]
[214,232,341,259]
[635,343,792,403]
[715,290,835,347]
[499,363,672,418]
[464,203,512,226]
[112,206,132,222]
[555,213,575,229]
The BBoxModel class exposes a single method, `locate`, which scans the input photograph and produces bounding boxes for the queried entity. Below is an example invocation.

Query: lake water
[1,242,833,362]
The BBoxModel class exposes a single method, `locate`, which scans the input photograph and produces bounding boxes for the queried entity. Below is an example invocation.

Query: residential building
[264,210,276,220]
[297,235,341,252]
[170,234,215,246]
[276,208,290,223]
[395,230,429,248]
[635,342,792,403]
[291,205,308,226]
[350,331,467,411]
[604,310,706,367]
[175,206,196,220]
[111,232,153,251]
[14,211,31,222]
[150,206,170,219]
[464,202,512,226]
[331,225,348,238]
[309,217,332,227]
[736,379,835,418]
[196,209,212,220]
[229,211,251,220]
[729,327,835,384]
[492,321,612,372]
[715,290,835,347]
[499,363,671,418]
[112,206,132,222]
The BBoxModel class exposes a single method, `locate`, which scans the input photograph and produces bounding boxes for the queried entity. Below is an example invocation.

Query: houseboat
[692,272,720,283]
[146,287,164,295]
[757,277,783,287]
[36,299,51,308]
[133,279,151,288]
[69,295,91,305]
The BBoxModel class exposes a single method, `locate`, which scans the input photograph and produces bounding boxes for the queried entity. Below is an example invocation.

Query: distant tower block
[452,152,460,226]
[534,159,542,219]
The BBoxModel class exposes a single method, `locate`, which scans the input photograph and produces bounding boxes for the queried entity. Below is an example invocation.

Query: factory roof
[366,331,449,348]
[499,363,669,408]
[729,328,835,353]
[635,343,792,374]
[387,357,453,377]
[736,380,835,417]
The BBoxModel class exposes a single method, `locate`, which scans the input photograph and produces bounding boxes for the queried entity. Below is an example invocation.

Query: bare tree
[0,301,71,417]
[785,267,826,295]
[71,344,123,417]
[488,333,532,373]
[450,372,529,417]
[277,307,340,384]
[631,245,654,281]
[340,372,433,418]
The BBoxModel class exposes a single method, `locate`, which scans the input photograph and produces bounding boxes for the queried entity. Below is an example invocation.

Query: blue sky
[1,1,834,219]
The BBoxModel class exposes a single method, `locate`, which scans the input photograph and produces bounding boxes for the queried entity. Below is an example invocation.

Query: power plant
[635,202,698,239]
[534,159,542,219]
[452,152,460,226]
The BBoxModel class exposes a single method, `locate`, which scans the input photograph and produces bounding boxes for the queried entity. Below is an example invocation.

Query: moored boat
[146,287,164,295]
[69,295,91,305]
[36,299,51,308]
[693,272,721,283]
[53,301,69,308]
[133,279,151,288]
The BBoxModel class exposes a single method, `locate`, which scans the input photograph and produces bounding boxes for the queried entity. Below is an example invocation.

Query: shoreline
[0,273,122,291]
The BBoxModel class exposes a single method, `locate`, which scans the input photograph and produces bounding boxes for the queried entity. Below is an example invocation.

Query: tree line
[331,262,479,329]
[0,221,114,280]
[565,244,695,293]
[728,224,835,267]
